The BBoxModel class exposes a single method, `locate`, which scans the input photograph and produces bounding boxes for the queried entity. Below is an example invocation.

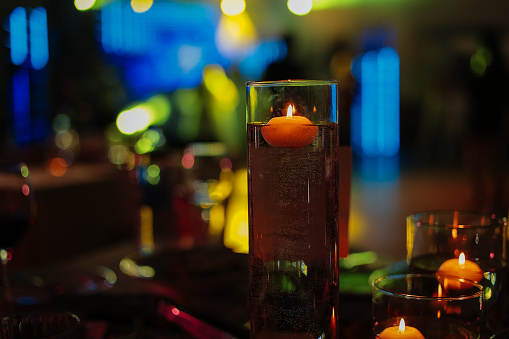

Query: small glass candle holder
[372,274,483,339]
[406,210,508,334]
[1,312,81,339]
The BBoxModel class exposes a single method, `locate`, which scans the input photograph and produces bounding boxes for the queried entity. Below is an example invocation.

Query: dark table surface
[8,241,375,339]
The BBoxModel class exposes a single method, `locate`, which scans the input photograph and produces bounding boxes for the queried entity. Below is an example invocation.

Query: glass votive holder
[406,210,508,334]
[406,210,507,273]
[372,274,483,339]
[1,312,81,339]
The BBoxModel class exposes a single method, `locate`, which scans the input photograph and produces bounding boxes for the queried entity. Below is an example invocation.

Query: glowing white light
[459,252,466,265]
[75,0,95,11]
[288,0,312,16]
[221,0,246,16]
[398,318,406,332]
[116,108,151,135]
[286,104,294,118]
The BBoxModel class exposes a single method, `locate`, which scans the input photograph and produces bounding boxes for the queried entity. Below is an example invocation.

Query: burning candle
[437,252,483,284]
[378,319,425,339]
[261,104,318,148]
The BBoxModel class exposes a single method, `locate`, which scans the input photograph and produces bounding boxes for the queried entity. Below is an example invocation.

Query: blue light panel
[10,7,28,66]
[12,69,31,145]
[351,47,400,157]
[29,7,49,70]
[99,1,227,99]
[238,39,287,79]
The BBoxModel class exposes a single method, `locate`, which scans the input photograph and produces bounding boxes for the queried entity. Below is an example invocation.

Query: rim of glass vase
[372,273,483,301]
[246,79,339,87]
[407,210,508,230]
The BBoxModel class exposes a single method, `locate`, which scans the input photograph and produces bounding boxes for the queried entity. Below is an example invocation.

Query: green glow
[105,123,123,143]
[147,175,160,185]
[341,251,378,269]
[20,165,29,178]
[116,95,171,135]
[470,46,492,77]
[484,286,492,300]
[175,89,203,142]
[147,164,160,177]
[313,0,409,10]
[281,275,295,292]
[145,94,171,126]
[135,137,155,154]
[53,114,71,133]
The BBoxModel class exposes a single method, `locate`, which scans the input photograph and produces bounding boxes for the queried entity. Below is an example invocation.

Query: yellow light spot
[131,0,153,13]
[220,0,246,16]
[209,204,225,236]
[288,0,313,15]
[224,169,249,253]
[140,205,154,253]
[215,12,257,58]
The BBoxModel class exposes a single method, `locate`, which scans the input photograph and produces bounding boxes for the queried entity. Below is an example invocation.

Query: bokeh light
[20,165,29,178]
[224,169,248,253]
[288,0,313,16]
[116,95,171,135]
[47,158,67,177]
[53,114,71,133]
[22,184,30,197]
[215,12,257,59]
[116,108,151,135]
[131,0,153,13]
[75,0,96,11]
[181,153,195,169]
[220,0,246,16]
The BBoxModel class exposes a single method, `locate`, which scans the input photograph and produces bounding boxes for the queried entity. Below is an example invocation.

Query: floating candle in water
[437,252,483,287]
[378,319,425,339]
[261,104,318,148]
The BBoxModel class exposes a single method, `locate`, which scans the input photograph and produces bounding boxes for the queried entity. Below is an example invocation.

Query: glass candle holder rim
[2,311,81,338]
[407,210,508,229]
[246,79,339,87]
[372,273,483,301]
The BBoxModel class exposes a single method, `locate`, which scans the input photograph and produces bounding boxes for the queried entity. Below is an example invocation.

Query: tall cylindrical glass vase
[246,80,340,338]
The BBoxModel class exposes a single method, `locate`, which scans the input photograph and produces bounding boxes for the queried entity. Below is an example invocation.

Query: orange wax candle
[261,104,318,148]
[437,252,483,285]
[378,319,425,339]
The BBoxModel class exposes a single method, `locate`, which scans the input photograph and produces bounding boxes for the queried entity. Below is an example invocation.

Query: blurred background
[1,0,509,270]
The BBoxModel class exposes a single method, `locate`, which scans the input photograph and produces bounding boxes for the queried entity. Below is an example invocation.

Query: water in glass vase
[247,123,339,339]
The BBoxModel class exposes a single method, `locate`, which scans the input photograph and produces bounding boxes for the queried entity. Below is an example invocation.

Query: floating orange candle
[261,104,318,148]
[437,252,483,287]
[378,319,425,339]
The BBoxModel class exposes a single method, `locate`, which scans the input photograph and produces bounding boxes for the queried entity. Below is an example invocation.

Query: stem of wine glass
[0,249,13,316]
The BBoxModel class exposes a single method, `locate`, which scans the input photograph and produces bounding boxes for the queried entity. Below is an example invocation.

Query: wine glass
[0,162,36,315]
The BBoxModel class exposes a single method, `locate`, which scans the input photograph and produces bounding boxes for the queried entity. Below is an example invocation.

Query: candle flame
[459,252,466,265]
[452,228,457,239]
[438,283,442,297]
[286,104,294,119]
[398,318,406,333]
